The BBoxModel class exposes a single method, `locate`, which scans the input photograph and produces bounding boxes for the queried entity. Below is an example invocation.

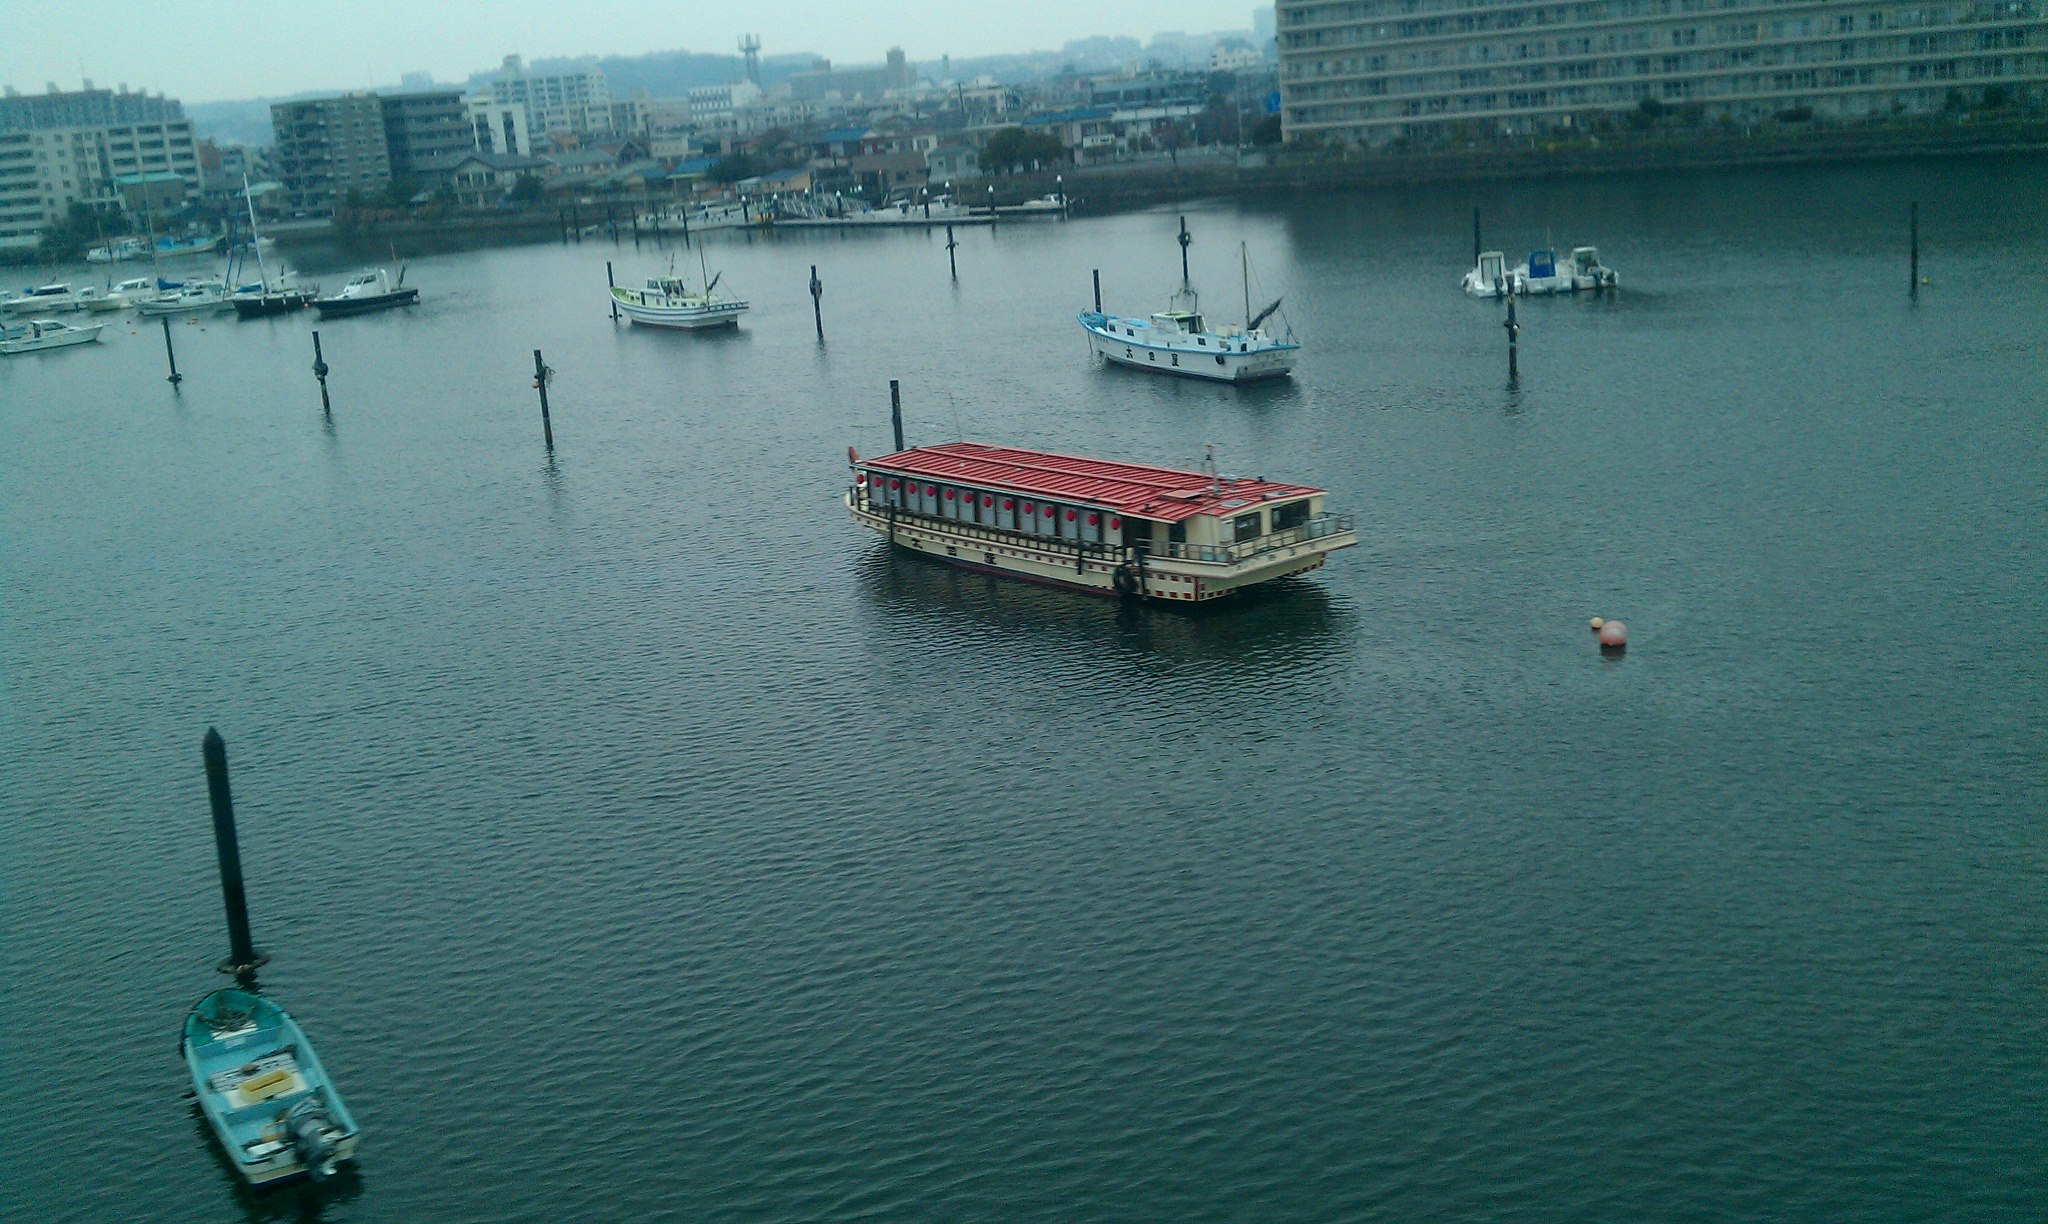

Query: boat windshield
[1153,311,1203,333]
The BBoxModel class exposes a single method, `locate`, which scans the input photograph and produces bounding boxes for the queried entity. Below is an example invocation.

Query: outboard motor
[283,1096,339,1178]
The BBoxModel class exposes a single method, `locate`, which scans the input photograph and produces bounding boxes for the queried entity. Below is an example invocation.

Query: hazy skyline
[1,0,1265,105]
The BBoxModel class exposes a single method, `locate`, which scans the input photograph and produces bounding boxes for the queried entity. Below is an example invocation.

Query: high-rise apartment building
[1276,1,2048,146]
[0,82,198,252]
[381,91,471,177]
[270,94,390,214]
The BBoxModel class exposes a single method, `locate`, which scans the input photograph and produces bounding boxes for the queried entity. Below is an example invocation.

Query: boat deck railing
[855,491,1353,567]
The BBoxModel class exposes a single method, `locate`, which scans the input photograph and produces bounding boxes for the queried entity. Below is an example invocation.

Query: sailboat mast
[242,175,271,290]
[698,242,711,293]
[1242,242,1250,326]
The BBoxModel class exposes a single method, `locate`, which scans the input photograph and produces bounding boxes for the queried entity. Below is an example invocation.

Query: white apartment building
[1277,0,2048,146]
[468,95,534,157]
[478,55,613,137]
[687,81,764,125]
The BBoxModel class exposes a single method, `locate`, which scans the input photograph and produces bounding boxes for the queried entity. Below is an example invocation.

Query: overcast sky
[1,1,1265,104]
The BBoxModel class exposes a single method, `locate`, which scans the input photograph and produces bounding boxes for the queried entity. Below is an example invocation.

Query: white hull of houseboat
[613,295,749,329]
[846,492,1353,603]
[1080,320,1296,383]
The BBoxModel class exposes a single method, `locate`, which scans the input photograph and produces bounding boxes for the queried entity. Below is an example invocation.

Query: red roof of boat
[859,442,1323,523]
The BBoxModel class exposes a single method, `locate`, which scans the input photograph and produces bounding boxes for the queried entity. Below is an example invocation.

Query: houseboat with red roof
[846,442,1356,602]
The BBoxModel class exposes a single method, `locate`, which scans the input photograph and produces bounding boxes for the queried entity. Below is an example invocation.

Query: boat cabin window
[1233,511,1263,541]
[1271,500,1310,532]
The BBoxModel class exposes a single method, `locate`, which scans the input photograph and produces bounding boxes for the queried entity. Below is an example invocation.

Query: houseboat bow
[847,442,1356,603]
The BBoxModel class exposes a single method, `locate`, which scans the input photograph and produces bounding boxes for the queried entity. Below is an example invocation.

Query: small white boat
[1514,248,1573,295]
[86,277,157,312]
[1080,234,1297,384]
[995,193,1067,217]
[611,255,747,330]
[1568,245,1620,291]
[137,278,231,316]
[0,317,106,354]
[1461,250,1522,297]
[3,282,80,314]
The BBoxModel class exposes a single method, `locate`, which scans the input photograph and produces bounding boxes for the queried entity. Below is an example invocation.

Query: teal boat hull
[181,988,360,1185]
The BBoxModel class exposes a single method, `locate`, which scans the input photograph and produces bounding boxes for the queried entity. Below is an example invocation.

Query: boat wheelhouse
[1568,246,1619,291]
[847,442,1356,602]
[1461,250,1518,297]
[1515,248,1571,294]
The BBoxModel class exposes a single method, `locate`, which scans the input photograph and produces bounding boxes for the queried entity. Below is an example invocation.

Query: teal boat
[181,988,359,1185]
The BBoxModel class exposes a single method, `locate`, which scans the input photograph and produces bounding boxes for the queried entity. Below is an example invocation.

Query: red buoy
[1598,620,1628,649]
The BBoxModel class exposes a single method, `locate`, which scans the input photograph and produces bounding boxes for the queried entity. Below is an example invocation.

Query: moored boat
[1461,250,1520,297]
[1568,245,1620,291]
[611,253,746,329]
[229,175,320,318]
[4,282,80,314]
[313,267,418,318]
[846,442,1356,602]
[0,317,106,354]
[182,987,359,1186]
[86,277,157,312]
[1514,248,1572,294]
[87,237,146,263]
[1080,228,1297,383]
[136,278,230,316]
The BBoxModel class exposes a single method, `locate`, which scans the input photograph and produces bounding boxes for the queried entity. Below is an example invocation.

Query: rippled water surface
[4,156,2045,1222]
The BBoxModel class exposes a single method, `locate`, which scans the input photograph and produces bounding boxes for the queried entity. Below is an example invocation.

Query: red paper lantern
[1065,509,1077,521]
[1087,513,1099,525]
[1108,517,1121,530]
[1022,501,1034,513]
[1003,499,1014,510]
[982,495,994,507]
[944,489,955,500]
[925,485,936,496]
[1042,505,1054,518]
[889,479,900,490]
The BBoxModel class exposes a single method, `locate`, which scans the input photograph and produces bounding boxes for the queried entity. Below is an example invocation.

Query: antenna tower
[739,35,762,86]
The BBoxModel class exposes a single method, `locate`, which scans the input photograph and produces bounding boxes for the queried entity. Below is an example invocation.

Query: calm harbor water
[4,155,2045,1222]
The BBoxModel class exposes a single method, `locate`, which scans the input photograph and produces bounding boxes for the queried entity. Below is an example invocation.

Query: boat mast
[241,175,271,291]
[1177,215,1192,294]
[1242,242,1250,327]
[697,241,712,294]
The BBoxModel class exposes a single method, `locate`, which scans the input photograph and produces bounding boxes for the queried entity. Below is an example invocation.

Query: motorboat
[313,267,418,318]
[0,317,107,354]
[1461,250,1521,297]
[3,282,80,314]
[1568,246,1620,291]
[136,278,230,316]
[1079,229,1297,384]
[182,988,360,1186]
[1514,248,1573,294]
[85,277,157,312]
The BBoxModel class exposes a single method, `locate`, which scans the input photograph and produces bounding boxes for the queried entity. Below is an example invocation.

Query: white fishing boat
[1461,250,1521,297]
[846,441,1357,602]
[1568,245,1620,291]
[1080,228,1297,384]
[312,267,419,318]
[0,317,106,354]
[610,252,747,330]
[3,282,81,314]
[136,278,230,316]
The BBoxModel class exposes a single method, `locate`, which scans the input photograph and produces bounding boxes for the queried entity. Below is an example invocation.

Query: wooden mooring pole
[607,260,619,323]
[890,379,904,452]
[1910,201,1920,297]
[1092,268,1102,313]
[311,331,330,413]
[533,349,554,450]
[1505,295,1520,381]
[809,265,824,340]
[160,316,182,384]
[202,728,267,976]
[945,225,958,280]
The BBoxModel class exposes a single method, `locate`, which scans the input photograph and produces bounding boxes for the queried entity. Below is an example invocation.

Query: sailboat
[1078,220,1298,383]
[232,178,319,317]
[609,247,749,329]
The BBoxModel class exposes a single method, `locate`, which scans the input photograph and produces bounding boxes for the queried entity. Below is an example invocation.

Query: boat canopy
[861,442,1322,523]
[1527,249,1557,277]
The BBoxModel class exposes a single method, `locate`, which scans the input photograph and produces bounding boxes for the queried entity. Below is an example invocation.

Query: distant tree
[709,152,757,183]
[509,173,544,203]
[1251,114,1283,146]
[381,176,418,209]
[35,201,109,261]
[983,126,1067,173]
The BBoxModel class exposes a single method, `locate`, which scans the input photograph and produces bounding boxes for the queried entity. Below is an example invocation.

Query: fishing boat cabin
[847,442,1356,602]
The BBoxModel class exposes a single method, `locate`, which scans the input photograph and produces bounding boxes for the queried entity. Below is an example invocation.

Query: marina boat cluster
[1462,245,1619,296]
